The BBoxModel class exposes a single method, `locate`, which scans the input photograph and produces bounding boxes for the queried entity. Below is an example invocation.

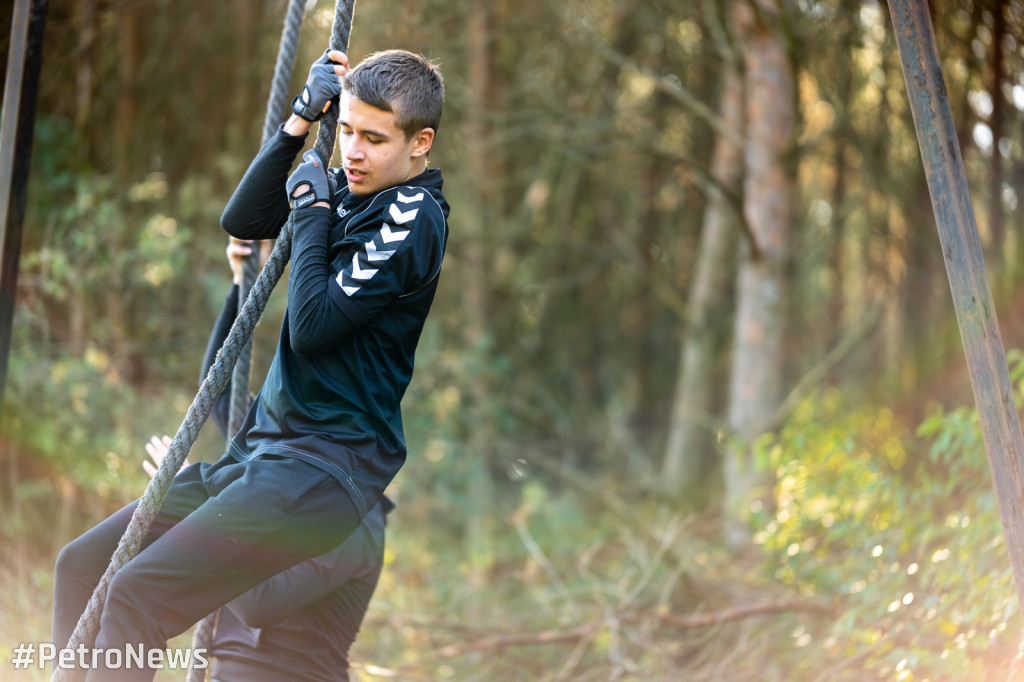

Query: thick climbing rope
[227,0,310,438]
[52,2,356,679]
[187,1,311,679]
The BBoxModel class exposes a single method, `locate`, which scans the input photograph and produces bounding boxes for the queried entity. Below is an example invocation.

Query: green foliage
[5,346,149,493]
[751,371,1024,680]
[1,115,249,535]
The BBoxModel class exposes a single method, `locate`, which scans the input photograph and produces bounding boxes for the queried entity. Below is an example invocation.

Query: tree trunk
[461,0,496,573]
[463,2,494,351]
[75,0,96,166]
[988,0,1005,272]
[877,55,904,390]
[828,13,854,350]
[723,0,795,545]
[661,50,743,499]
[115,4,141,177]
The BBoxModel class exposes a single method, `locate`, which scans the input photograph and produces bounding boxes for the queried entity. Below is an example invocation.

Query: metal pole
[889,0,1024,617]
[0,0,49,413]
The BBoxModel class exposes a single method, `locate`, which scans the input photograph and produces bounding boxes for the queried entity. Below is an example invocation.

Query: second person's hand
[143,435,188,479]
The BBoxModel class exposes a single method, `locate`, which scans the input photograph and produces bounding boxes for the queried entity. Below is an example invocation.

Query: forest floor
[2,471,1022,681]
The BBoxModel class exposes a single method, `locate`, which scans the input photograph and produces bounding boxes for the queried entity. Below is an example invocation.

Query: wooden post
[889,0,1024,616]
[0,0,48,412]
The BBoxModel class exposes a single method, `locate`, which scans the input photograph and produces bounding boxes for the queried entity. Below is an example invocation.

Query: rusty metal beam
[0,0,48,413]
[889,0,1024,616]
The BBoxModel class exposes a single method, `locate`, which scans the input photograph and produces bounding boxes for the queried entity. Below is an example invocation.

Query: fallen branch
[435,598,838,659]
[437,622,599,658]
[653,599,839,629]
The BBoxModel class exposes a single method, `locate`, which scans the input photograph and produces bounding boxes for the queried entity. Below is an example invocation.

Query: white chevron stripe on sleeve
[397,191,424,204]
[365,241,396,262]
[336,268,360,296]
[380,224,410,243]
[389,203,420,225]
[350,253,378,281]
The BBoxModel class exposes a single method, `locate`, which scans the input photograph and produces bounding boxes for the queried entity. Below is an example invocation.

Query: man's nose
[345,140,365,159]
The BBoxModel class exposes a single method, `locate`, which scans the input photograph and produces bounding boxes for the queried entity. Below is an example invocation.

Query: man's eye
[367,138,383,144]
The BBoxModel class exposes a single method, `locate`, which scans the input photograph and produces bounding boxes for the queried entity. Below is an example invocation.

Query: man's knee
[55,534,102,584]
[54,539,76,579]
[102,564,147,620]
[97,564,171,647]
[55,505,137,585]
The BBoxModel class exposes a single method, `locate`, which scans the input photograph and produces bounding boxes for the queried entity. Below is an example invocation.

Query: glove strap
[289,187,318,210]
[291,92,319,122]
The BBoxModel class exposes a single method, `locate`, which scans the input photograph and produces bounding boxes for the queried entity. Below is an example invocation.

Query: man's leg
[52,502,138,651]
[52,460,215,651]
[85,457,359,682]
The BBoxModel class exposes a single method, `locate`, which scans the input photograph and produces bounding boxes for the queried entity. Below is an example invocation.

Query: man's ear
[410,128,435,159]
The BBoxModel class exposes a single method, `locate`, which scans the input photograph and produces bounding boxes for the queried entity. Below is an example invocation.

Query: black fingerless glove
[291,50,341,122]
[286,150,334,210]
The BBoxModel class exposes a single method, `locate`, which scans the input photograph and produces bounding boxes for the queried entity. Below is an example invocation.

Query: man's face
[338,92,429,196]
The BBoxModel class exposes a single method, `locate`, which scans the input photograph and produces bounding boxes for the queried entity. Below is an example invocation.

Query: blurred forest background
[4,0,1024,679]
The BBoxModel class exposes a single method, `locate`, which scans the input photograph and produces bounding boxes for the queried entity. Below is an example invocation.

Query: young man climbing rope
[52,48,447,682]
[138,236,393,682]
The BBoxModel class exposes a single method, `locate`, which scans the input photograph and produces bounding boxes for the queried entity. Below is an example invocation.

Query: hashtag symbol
[12,642,34,669]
